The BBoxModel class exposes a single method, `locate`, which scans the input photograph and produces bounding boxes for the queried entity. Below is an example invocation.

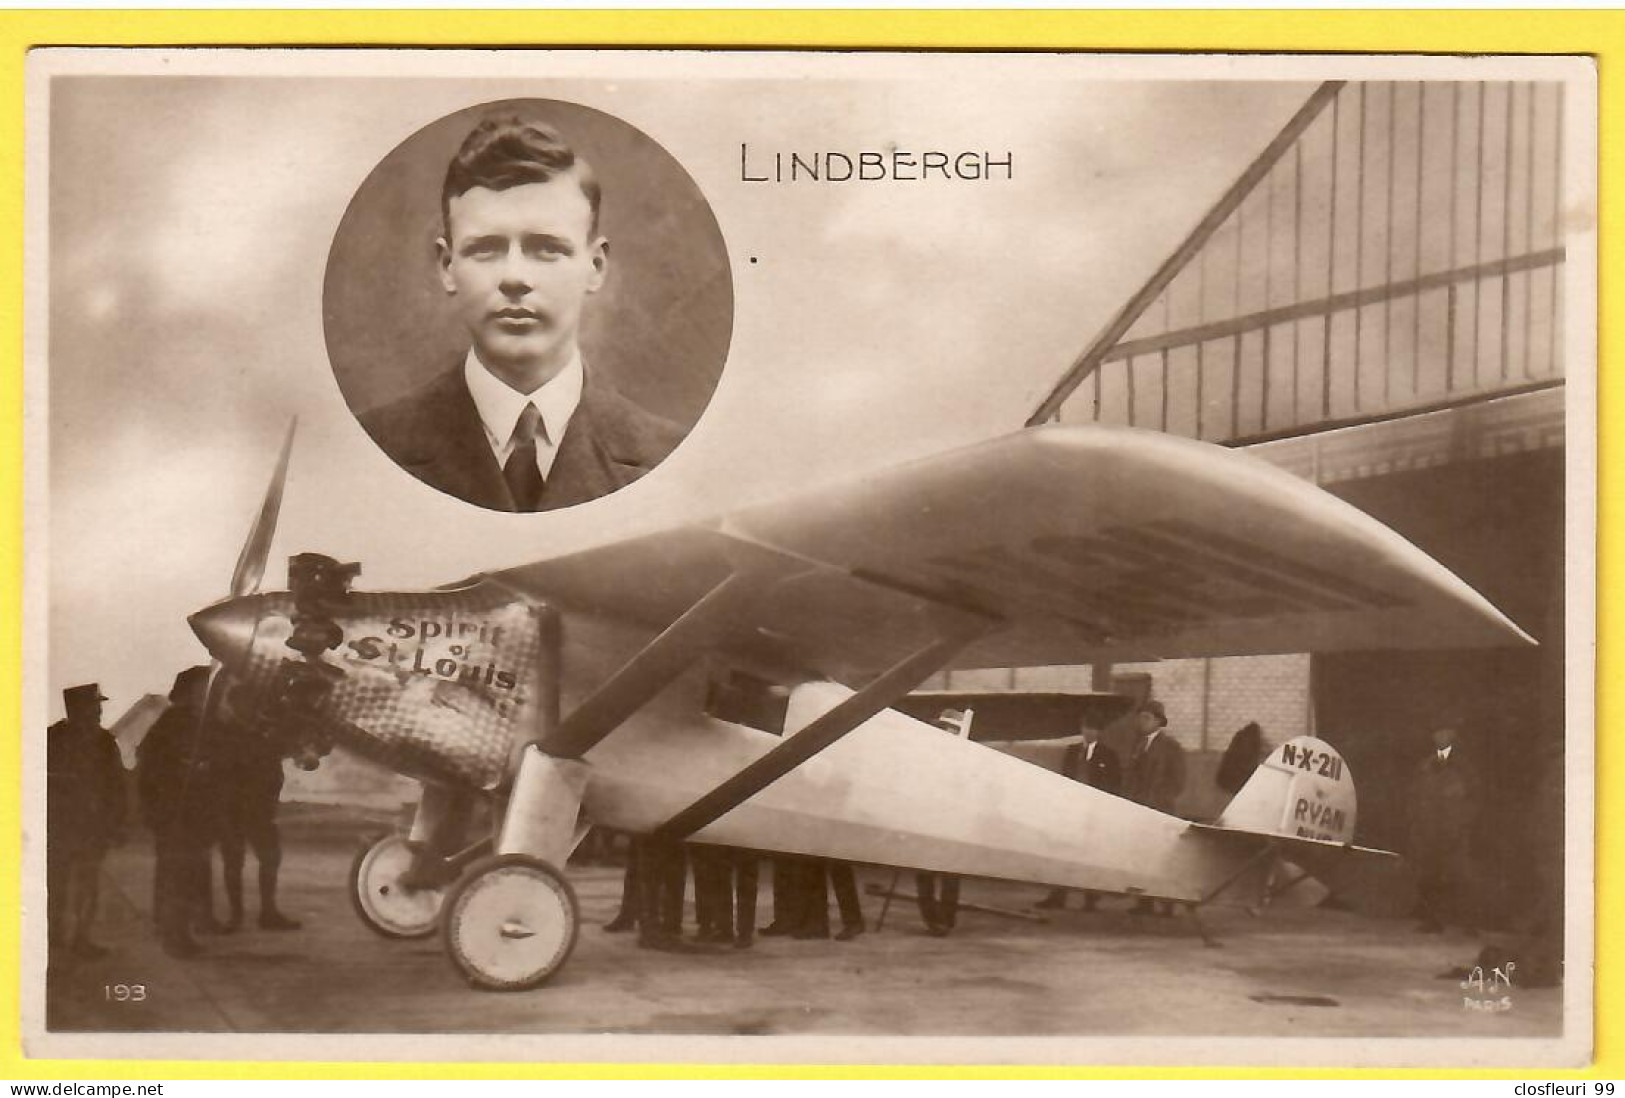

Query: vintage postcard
[21,49,1596,1068]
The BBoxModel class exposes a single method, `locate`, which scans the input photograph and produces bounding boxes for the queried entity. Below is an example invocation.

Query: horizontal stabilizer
[1185,821,1400,906]
[1185,821,1397,862]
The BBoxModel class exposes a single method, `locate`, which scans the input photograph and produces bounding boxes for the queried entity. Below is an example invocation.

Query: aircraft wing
[491,425,1532,683]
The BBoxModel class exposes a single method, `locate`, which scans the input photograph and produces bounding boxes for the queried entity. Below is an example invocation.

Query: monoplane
[186,424,1529,989]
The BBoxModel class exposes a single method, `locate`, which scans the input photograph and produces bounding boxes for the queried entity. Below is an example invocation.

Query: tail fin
[1191,735,1397,907]
[1215,735,1357,843]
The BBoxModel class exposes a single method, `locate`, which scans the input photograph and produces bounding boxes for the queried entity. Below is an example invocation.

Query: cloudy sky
[35,51,1315,716]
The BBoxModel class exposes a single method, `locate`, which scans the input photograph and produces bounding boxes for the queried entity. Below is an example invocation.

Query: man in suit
[361,115,684,512]
[1409,722,1478,933]
[691,843,761,948]
[46,684,126,960]
[760,856,809,938]
[631,836,692,953]
[690,843,732,943]
[799,859,866,942]
[914,870,960,937]
[603,835,690,949]
[1035,714,1122,912]
[725,847,761,950]
[1123,699,1186,916]
[138,667,216,958]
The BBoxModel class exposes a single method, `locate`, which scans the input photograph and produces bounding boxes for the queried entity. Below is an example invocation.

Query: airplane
[184,422,1531,990]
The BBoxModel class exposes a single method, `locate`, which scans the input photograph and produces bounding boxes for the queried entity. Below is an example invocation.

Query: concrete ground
[45,804,1562,1040]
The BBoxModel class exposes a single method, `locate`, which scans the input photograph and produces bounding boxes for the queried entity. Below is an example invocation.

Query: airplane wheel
[349,834,446,940]
[442,854,579,991]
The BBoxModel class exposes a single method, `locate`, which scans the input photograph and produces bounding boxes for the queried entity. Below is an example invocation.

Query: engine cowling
[190,580,549,790]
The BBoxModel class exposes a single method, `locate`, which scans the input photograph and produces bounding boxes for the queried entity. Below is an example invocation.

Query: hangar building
[931,79,1571,924]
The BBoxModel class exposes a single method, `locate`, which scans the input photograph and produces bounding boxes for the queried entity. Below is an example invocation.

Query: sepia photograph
[327,99,732,513]
[22,49,1595,1068]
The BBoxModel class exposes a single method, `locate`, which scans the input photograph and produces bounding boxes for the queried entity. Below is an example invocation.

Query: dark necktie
[502,403,545,511]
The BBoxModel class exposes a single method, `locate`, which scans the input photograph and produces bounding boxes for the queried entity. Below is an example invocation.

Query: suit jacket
[360,362,685,512]
[137,704,212,836]
[1409,748,1477,855]
[46,720,126,850]
[1061,740,1122,795]
[1125,732,1186,815]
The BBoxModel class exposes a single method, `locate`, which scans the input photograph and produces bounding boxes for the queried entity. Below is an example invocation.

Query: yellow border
[2,8,1612,1081]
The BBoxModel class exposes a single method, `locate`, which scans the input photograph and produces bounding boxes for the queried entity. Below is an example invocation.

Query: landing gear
[442,855,579,991]
[354,749,589,989]
[350,834,447,939]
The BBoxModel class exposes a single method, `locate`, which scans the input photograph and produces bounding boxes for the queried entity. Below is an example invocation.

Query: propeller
[177,419,299,808]
[188,419,298,673]
[188,419,356,772]
[230,418,298,599]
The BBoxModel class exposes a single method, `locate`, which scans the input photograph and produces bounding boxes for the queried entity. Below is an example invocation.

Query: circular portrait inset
[325,99,733,513]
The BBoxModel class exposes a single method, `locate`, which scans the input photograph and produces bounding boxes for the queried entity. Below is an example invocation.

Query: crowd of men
[45,669,301,966]
[589,697,1200,945]
[602,842,948,948]
[47,682,1491,965]
[603,841,875,950]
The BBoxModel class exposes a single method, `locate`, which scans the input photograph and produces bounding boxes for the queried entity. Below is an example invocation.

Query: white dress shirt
[463,349,584,481]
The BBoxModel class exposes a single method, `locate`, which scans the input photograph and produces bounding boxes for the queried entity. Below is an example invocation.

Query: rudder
[1216,735,1357,844]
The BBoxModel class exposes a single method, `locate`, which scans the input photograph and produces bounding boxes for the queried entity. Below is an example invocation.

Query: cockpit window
[705,670,790,734]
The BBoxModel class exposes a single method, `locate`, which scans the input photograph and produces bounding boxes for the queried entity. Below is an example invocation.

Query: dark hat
[1139,699,1168,728]
[63,683,107,707]
[169,665,212,702]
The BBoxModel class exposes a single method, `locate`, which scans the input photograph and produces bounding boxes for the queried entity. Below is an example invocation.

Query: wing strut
[651,618,997,841]
[541,568,789,759]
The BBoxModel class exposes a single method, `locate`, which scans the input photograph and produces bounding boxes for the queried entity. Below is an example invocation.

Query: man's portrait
[325,101,733,512]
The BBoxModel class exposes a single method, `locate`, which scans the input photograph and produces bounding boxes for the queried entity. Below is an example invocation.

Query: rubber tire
[349,833,445,940]
[441,854,580,991]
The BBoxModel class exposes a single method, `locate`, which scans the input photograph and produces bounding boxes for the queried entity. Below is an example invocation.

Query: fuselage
[191,581,1262,904]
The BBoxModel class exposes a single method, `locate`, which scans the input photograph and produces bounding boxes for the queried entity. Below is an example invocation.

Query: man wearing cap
[1035,713,1122,912]
[361,114,683,513]
[1124,699,1186,916]
[1409,722,1479,933]
[46,684,126,959]
[138,666,217,957]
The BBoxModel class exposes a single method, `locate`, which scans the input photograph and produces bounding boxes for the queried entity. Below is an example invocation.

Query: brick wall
[1207,654,1314,748]
[937,655,1312,820]
[942,654,1311,754]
